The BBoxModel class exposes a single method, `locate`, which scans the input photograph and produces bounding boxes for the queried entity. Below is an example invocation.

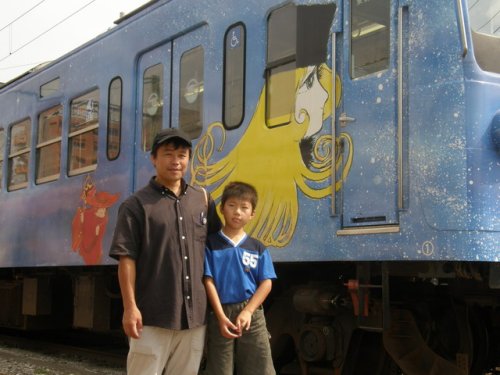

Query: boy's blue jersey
[204,231,277,304]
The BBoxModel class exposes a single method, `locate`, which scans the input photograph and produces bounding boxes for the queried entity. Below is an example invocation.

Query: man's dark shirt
[109,177,221,330]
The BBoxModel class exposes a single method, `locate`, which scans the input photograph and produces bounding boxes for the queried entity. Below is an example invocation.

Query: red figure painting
[72,176,120,265]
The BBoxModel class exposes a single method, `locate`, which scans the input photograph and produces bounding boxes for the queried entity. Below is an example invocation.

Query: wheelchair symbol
[230,30,240,48]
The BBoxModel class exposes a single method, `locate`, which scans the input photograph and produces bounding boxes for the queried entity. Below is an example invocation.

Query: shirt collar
[219,230,247,247]
[149,177,188,197]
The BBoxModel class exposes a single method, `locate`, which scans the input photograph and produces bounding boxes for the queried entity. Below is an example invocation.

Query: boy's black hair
[221,181,258,210]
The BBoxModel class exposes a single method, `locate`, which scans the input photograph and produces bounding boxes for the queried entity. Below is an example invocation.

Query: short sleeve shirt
[109,177,220,330]
[204,231,277,304]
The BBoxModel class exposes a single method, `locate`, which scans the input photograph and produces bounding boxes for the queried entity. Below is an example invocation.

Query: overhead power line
[0,0,47,33]
[0,0,97,64]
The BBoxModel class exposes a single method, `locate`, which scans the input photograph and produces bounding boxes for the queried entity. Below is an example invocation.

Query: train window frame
[179,45,204,139]
[0,127,4,190]
[8,118,31,191]
[107,77,122,160]
[350,0,390,79]
[266,4,297,128]
[68,89,99,176]
[142,64,164,152]
[223,23,246,129]
[36,105,62,184]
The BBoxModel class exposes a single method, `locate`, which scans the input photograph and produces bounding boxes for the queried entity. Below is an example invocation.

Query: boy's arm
[203,276,240,338]
[118,256,143,339]
[236,278,272,331]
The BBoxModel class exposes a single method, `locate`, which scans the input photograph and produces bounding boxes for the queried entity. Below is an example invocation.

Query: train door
[338,0,399,229]
[134,26,208,190]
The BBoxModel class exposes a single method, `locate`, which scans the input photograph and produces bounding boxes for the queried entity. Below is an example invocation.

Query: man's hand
[122,306,143,339]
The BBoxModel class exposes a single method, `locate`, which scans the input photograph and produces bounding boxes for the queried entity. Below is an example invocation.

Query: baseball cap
[151,128,192,154]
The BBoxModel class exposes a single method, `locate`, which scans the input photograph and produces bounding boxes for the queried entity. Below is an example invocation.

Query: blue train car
[0,0,498,373]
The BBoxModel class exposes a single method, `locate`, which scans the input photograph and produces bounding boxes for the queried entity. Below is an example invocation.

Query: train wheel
[383,304,492,375]
[422,303,491,375]
[342,329,403,375]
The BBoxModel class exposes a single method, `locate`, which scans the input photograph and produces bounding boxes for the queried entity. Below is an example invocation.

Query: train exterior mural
[0,0,498,374]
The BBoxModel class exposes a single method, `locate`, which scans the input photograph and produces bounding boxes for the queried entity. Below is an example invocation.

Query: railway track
[0,329,127,375]
[1,327,499,375]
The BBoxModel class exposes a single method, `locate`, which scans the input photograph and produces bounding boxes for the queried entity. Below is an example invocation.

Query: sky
[0,0,148,83]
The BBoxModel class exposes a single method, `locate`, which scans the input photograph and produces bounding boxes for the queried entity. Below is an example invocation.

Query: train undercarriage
[268,262,500,375]
[0,261,499,375]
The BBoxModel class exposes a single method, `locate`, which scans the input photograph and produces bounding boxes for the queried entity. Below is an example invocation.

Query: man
[109,128,220,375]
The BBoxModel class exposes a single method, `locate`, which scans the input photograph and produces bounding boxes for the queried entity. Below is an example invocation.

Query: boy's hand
[218,315,241,339]
[236,309,252,332]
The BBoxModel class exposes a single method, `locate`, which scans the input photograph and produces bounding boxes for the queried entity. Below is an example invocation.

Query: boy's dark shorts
[203,300,275,375]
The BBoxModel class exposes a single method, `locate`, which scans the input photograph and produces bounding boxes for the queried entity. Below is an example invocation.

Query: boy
[203,181,276,375]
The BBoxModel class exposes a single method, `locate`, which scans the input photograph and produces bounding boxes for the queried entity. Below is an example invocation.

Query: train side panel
[0,0,498,372]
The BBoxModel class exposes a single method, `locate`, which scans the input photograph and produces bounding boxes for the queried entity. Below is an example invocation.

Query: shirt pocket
[191,212,207,242]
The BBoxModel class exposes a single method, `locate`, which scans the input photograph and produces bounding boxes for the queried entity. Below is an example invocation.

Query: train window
[223,23,246,129]
[468,0,500,74]
[266,4,296,127]
[179,46,203,139]
[350,0,390,78]
[468,0,500,36]
[267,5,296,65]
[266,4,335,127]
[266,63,295,126]
[40,78,60,98]
[8,118,31,191]
[36,105,62,184]
[142,64,163,152]
[107,77,122,160]
[68,89,99,176]
[0,128,4,189]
